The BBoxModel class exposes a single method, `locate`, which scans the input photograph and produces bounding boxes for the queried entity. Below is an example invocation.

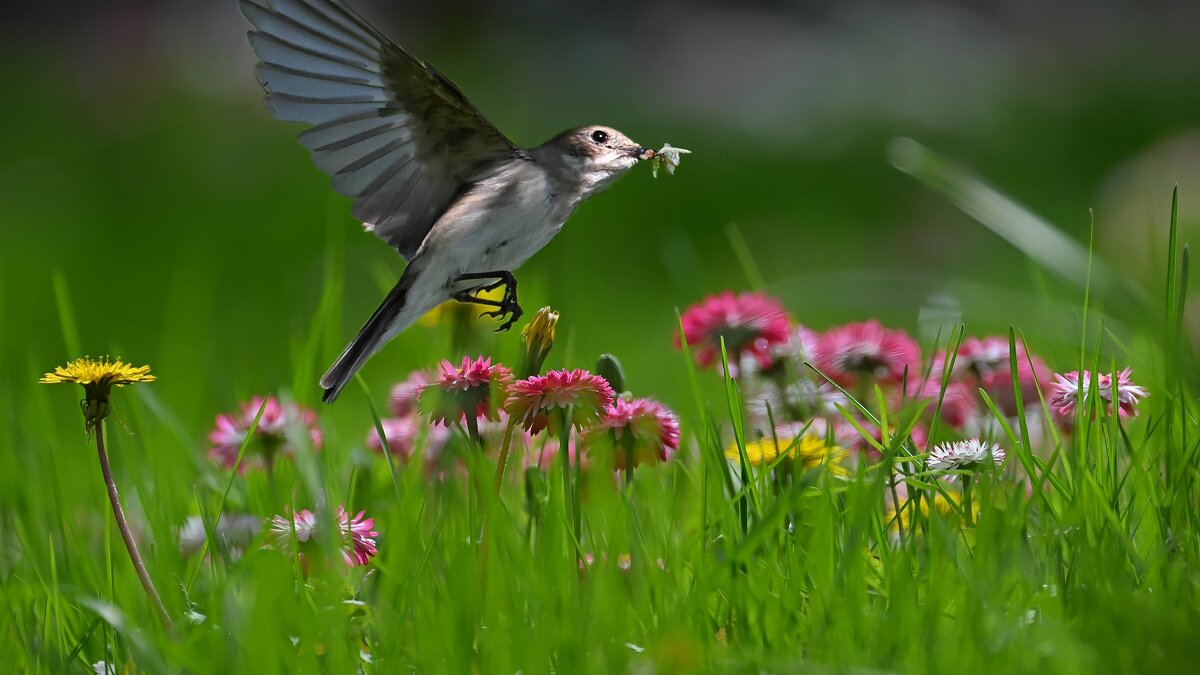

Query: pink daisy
[841,420,928,457]
[338,508,379,567]
[389,370,430,418]
[270,508,319,546]
[365,416,450,464]
[208,396,322,470]
[676,291,791,371]
[982,351,1052,415]
[935,338,1052,415]
[583,398,682,469]
[774,418,864,450]
[952,337,1018,381]
[813,321,919,387]
[270,505,379,568]
[1049,368,1148,417]
[742,323,820,379]
[504,369,615,434]
[743,379,850,430]
[419,356,512,426]
[903,378,978,430]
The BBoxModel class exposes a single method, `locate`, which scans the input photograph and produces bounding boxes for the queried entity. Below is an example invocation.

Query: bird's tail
[320,266,437,403]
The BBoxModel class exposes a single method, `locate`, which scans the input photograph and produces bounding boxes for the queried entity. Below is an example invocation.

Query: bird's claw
[455,270,522,331]
[478,288,523,332]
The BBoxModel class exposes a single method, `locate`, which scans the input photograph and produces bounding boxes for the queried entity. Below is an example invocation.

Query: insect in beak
[632,147,655,160]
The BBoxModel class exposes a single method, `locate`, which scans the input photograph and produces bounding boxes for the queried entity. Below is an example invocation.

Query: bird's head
[539,126,654,197]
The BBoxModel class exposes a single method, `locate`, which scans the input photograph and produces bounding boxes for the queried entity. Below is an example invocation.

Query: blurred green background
[3,0,1199,434]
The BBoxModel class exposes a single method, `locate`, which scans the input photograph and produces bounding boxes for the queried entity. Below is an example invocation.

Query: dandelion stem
[95,422,173,631]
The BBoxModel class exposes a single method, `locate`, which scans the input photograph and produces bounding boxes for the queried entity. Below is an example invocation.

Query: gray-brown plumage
[239,0,654,402]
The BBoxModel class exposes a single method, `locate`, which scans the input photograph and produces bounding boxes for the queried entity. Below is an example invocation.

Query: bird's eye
[590,130,609,144]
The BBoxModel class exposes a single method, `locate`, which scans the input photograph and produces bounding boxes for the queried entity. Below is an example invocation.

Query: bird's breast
[429,165,577,281]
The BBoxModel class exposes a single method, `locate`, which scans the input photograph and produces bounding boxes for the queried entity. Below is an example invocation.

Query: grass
[4,146,1200,674]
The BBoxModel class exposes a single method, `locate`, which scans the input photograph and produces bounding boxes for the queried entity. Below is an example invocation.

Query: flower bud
[519,307,558,377]
[595,353,627,396]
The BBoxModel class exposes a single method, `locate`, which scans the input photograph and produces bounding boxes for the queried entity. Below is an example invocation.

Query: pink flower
[365,416,450,463]
[813,321,919,386]
[775,418,863,450]
[504,369,615,434]
[952,337,1017,380]
[389,370,430,418]
[936,338,1052,415]
[208,396,322,470]
[270,506,379,568]
[339,508,379,567]
[743,379,849,430]
[419,356,512,426]
[742,323,820,378]
[677,292,791,371]
[584,398,682,469]
[903,378,978,429]
[270,508,319,545]
[841,420,928,457]
[1049,368,1148,417]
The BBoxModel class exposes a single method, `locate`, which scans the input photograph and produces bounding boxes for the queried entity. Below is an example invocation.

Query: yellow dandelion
[885,493,979,533]
[40,355,172,629]
[725,434,849,477]
[41,357,155,434]
[520,306,559,377]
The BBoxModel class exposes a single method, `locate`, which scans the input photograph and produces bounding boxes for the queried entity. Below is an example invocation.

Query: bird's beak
[632,147,655,161]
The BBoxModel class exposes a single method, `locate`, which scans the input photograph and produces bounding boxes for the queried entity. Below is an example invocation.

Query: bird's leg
[452,271,523,332]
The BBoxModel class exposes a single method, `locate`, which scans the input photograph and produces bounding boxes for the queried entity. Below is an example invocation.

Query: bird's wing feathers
[240,0,520,259]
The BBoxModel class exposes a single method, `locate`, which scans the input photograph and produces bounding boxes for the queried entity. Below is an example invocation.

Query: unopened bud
[520,307,558,377]
[596,353,627,395]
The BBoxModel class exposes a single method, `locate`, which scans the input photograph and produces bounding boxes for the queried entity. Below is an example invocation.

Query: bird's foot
[452,270,524,332]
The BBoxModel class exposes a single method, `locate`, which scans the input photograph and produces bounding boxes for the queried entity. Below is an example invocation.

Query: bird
[237,0,656,403]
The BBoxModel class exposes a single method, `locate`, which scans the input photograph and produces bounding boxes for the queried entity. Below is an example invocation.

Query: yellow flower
[41,357,155,434]
[419,286,506,327]
[885,493,979,533]
[519,306,559,377]
[725,434,849,477]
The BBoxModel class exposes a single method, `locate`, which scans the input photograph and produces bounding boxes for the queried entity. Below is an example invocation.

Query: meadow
[5,3,1200,672]
[6,176,1200,673]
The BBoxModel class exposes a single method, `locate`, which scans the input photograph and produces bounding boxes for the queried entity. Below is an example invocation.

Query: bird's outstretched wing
[239,0,521,259]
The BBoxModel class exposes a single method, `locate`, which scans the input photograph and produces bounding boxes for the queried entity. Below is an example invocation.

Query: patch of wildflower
[208,396,322,470]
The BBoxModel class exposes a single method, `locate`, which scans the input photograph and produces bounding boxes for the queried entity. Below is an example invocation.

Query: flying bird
[238,0,656,402]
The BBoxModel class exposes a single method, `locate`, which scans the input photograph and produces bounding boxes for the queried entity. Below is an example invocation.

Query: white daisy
[926,438,1005,481]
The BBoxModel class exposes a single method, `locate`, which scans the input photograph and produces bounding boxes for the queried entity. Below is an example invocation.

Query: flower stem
[96,422,174,631]
[492,420,517,496]
[463,416,484,539]
[477,419,519,603]
[962,476,974,527]
[558,408,580,565]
